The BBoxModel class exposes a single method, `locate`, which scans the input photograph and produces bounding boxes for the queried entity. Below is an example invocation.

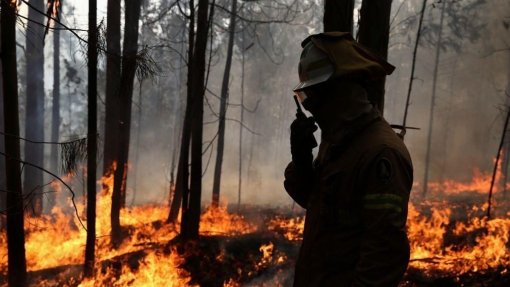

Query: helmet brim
[293,72,332,92]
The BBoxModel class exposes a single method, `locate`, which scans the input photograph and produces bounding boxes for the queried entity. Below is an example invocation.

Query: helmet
[293,32,395,101]
[293,41,334,96]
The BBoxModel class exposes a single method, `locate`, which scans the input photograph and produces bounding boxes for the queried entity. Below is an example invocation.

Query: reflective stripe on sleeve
[363,193,403,213]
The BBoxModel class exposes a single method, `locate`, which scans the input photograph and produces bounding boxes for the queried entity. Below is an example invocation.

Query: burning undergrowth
[1,165,510,286]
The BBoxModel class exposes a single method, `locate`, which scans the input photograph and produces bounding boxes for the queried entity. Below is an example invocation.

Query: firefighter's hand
[290,116,317,166]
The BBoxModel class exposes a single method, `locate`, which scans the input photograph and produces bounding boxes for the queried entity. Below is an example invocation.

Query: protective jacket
[284,110,413,287]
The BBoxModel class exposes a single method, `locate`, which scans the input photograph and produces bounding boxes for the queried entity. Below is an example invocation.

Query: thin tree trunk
[103,0,121,176]
[212,0,237,207]
[131,80,143,205]
[237,29,245,212]
[103,0,121,177]
[402,0,428,129]
[181,0,210,240]
[49,4,62,211]
[502,34,510,199]
[84,0,98,277]
[487,105,510,219]
[422,0,446,197]
[323,0,354,33]
[2,1,28,284]
[357,0,392,114]
[0,25,6,231]
[168,38,184,208]
[111,0,142,248]
[24,0,46,216]
[167,0,195,224]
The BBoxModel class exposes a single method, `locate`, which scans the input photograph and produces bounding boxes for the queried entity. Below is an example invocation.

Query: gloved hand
[290,115,318,167]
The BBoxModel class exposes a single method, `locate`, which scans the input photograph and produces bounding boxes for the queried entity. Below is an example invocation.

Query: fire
[1,161,509,285]
[78,250,195,287]
[407,201,510,275]
[267,216,304,241]
[426,157,505,195]
[407,203,451,260]
[199,204,256,236]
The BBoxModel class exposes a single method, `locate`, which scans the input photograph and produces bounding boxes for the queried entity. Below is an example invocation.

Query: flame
[426,156,505,195]
[267,216,304,241]
[199,204,257,236]
[78,250,196,287]
[1,162,509,285]
[407,201,510,274]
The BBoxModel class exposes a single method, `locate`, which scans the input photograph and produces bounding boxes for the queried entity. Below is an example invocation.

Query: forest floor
[1,201,510,286]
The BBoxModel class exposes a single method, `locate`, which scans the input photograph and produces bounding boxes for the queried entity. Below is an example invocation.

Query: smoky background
[16,0,510,208]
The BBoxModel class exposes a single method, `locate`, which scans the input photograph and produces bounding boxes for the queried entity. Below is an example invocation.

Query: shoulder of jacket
[357,120,412,165]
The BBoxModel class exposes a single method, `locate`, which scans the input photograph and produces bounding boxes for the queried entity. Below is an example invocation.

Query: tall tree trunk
[181,0,210,240]
[0,24,6,231]
[49,4,62,212]
[357,0,392,113]
[111,0,142,247]
[84,0,98,277]
[167,0,195,224]
[422,0,446,197]
[131,80,143,205]
[103,0,121,177]
[2,1,28,284]
[212,0,237,207]
[401,0,428,130]
[503,52,510,199]
[323,0,354,33]
[237,29,246,211]
[24,0,45,216]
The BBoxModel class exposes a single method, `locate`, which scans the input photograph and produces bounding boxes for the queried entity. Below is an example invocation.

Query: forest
[0,0,510,286]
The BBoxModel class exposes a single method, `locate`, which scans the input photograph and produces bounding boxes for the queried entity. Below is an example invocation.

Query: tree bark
[103,0,121,178]
[0,22,6,231]
[102,0,122,175]
[24,0,46,216]
[357,0,392,114]
[422,0,446,197]
[237,29,246,211]
[2,1,28,285]
[181,0,210,240]
[49,3,62,212]
[111,0,142,248]
[84,0,98,277]
[212,0,237,207]
[323,0,354,33]
[167,0,195,224]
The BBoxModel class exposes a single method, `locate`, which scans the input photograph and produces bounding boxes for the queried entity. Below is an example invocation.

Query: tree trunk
[131,80,143,205]
[323,0,354,33]
[357,0,392,113]
[84,0,98,278]
[422,0,446,197]
[0,24,6,231]
[237,29,246,211]
[102,0,121,177]
[49,4,62,212]
[503,56,510,199]
[24,0,46,216]
[212,0,237,207]
[2,1,28,285]
[167,0,195,224]
[181,0,210,240]
[111,0,142,248]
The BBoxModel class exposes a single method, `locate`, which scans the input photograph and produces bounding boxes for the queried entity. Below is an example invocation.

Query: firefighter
[284,32,413,287]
